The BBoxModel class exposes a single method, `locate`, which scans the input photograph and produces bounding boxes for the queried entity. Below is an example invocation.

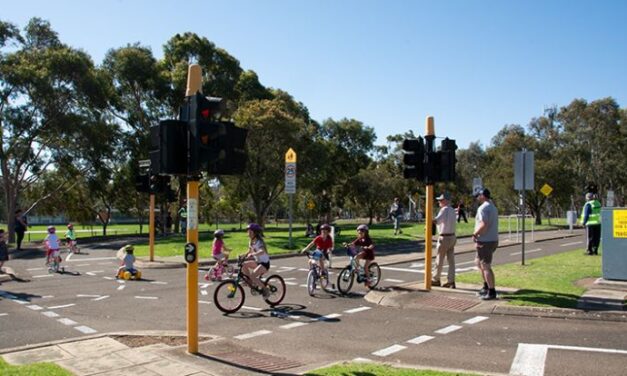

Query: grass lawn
[0,358,71,376]
[305,362,479,376]
[456,248,602,308]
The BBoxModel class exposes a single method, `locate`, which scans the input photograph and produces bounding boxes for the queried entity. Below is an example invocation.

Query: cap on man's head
[474,188,491,198]
[436,192,451,201]
[585,192,595,200]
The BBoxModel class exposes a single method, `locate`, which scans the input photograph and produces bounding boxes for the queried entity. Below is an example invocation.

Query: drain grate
[413,294,480,311]
[212,349,303,373]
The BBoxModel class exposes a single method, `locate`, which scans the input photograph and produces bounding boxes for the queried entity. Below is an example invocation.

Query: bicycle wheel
[367,262,381,289]
[263,275,286,306]
[319,269,330,292]
[307,269,316,296]
[213,280,245,313]
[337,267,354,295]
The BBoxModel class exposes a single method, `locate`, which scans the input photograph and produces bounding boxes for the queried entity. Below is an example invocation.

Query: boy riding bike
[65,223,79,254]
[345,224,376,286]
[301,223,333,276]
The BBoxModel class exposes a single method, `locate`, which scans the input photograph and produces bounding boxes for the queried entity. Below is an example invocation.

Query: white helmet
[214,229,225,237]
[357,224,368,232]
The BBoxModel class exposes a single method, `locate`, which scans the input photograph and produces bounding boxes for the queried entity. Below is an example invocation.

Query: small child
[45,226,61,268]
[205,229,231,280]
[65,223,79,254]
[0,229,8,272]
[301,223,333,276]
[116,245,137,278]
[349,224,376,286]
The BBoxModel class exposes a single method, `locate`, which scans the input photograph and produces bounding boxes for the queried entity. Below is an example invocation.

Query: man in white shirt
[431,192,457,288]
[473,188,499,300]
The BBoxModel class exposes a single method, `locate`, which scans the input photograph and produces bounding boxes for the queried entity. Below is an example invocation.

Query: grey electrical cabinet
[601,208,627,281]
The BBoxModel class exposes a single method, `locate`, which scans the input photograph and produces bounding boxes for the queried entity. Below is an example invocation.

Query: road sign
[307,200,315,210]
[184,243,196,263]
[472,177,483,196]
[285,148,297,163]
[285,160,296,194]
[607,190,615,207]
[514,151,534,190]
[540,183,553,197]
[187,198,198,230]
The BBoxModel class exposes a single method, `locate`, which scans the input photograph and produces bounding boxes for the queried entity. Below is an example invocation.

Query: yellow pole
[149,194,155,262]
[424,116,435,290]
[186,64,202,354]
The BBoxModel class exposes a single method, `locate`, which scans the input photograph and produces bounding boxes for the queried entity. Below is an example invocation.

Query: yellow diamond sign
[540,183,553,197]
[285,148,297,163]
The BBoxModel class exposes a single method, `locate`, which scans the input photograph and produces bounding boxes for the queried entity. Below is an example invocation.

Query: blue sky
[3,0,626,149]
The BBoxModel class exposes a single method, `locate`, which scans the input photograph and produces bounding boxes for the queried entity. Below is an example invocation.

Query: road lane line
[74,326,97,334]
[76,294,100,298]
[384,278,405,283]
[434,325,462,334]
[242,306,262,311]
[313,313,341,321]
[117,280,125,284]
[199,300,212,304]
[283,277,297,280]
[150,281,168,285]
[344,307,372,314]
[372,344,407,357]
[509,344,547,376]
[11,299,29,305]
[510,248,542,256]
[103,277,114,280]
[117,285,125,291]
[298,268,309,272]
[58,318,78,326]
[134,296,158,300]
[200,283,210,288]
[0,313,8,317]
[75,264,90,267]
[65,253,73,262]
[234,330,272,340]
[92,295,109,301]
[380,266,421,273]
[284,281,298,285]
[67,257,116,262]
[463,316,489,325]
[200,290,208,296]
[42,295,54,299]
[42,311,60,318]
[26,305,44,311]
[47,304,75,309]
[561,241,583,247]
[32,274,54,278]
[26,267,45,271]
[407,335,434,345]
[280,322,309,329]
[353,357,373,362]
[299,284,308,288]
[409,263,424,268]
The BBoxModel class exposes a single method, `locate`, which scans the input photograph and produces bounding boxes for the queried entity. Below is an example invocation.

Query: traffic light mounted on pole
[402,137,426,180]
[401,136,457,183]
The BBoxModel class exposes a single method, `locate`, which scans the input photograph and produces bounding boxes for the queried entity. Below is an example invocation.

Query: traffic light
[150,120,187,175]
[149,174,171,194]
[135,173,150,193]
[184,92,248,175]
[402,137,425,181]
[435,138,457,182]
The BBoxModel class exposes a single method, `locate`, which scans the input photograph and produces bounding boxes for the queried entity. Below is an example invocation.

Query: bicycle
[66,239,80,254]
[213,255,286,314]
[336,245,381,295]
[205,251,234,281]
[304,250,330,296]
[46,248,65,274]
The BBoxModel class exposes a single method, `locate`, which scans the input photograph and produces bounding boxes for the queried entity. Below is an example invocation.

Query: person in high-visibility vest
[580,192,601,255]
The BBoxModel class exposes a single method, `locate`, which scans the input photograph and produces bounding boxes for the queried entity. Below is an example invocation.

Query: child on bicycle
[242,223,271,297]
[301,223,333,276]
[65,223,79,254]
[116,245,137,278]
[347,224,375,286]
[205,229,231,280]
[44,226,61,268]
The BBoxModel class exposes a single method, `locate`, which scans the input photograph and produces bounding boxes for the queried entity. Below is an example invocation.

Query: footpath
[2,228,625,375]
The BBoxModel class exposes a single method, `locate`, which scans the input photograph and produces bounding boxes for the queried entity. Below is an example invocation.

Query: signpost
[285,148,297,248]
[514,150,534,265]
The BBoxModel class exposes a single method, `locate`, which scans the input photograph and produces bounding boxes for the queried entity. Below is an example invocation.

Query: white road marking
[560,241,583,247]
[26,305,44,311]
[298,268,309,272]
[299,284,308,288]
[384,278,405,283]
[85,272,96,276]
[75,264,90,267]
[344,306,372,314]
[12,299,29,305]
[200,283,210,288]
[372,344,407,357]
[47,304,75,309]
[456,260,477,266]
[42,295,54,299]
[117,285,126,291]
[279,267,296,271]
[26,267,45,271]
[380,266,421,273]
[353,357,373,362]
[134,296,158,300]
[117,280,125,284]
[58,318,78,326]
[463,316,489,325]
[285,281,298,285]
[76,294,101,298]
[65,253,73,261]
[280,322,309,329]
[407,335,435,345]
[42,311,60,318]
[434,325,462,334]
[199,300,212,304]
[234,330,272,340]
[67,257,116,262]
[74,326,97,334]
[93,295,109,301]
[456,266,479,273]
[0,313,8,317]
[103,277,114,280]
[242,306,262,311]
[150,281,168,285]
[409,263,424,268]
[98,262,112,265]
[510,248,542,256]
[32,274,54,278]
[283,277,297,280]
[200,290,208,296]
[314,313,342,321]
[509,343,548,376]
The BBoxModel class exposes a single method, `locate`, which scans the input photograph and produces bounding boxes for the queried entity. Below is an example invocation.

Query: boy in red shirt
[301,224,333,276]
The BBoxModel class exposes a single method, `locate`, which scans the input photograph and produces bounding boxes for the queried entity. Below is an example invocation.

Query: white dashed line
[297,268,309,272]
[74,326,97,334]
[463,316,489,325]
[407,335,434,345]
[284,281,298,285]
[409,263,424,268]
[0,313,8,317]
[299,284,308,288]
[372,344,407,357]
[117,280,125,284]
[42,311,60,318]
[93,295,110,301]
[380,266,421,273]
[117,285,125,291]
[32,274,54,278]
[435,325,462,334]
[65,253,73,262]
[42,295,54,299]
[26,267,45,271]
[58,318,78,326]
[279,267,296,271]
[103,277,114,280]
[200,290,208,296]
[76,294,101,298]
[314,313,341,321]
[134,296,158,300]
[510,248,542,256]
[242,306,262,311]
[234,330,272,340]
[200,283,210,288]
[11,299,29,305]
[344,306,372,314]
[199,300,212,304]
[67,257,116,262]
[353,357,373,362]
[280,322,309,329]
[26,305,44,311]
[384,278,405,283]
[47,304,75,309]
[150,281,168,285]
[561,241,583,247]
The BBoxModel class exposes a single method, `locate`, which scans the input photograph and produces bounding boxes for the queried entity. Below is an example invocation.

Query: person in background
[472,188,499,300]
[0,229,8,273]
[580,192,602,255]
[389,197,404,235]
[431,192,457,288]
[456,201,468,223]
[14,209,28,251]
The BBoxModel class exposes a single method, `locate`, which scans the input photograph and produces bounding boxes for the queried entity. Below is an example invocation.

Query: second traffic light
[402,137,426,180]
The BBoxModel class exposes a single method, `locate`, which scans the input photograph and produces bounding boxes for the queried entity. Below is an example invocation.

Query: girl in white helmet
[350,224,376,286]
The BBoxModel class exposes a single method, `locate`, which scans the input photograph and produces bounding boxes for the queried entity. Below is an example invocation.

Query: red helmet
[67,223,74,229]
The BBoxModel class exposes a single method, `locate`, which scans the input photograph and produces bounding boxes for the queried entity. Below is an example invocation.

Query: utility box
[601,208,627,281]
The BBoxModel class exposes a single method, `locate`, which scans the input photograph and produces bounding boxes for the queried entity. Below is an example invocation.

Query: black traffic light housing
[135,173,150,193]
[150,120,187,175]
[149,174,171,194]
[434,138,457,182]
[402,137,426,180]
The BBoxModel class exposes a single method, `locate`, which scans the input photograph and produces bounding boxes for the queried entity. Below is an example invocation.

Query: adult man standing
[178,205,187,235]
[14,209,28,251]
[389,197,404,235]
[580,192,601,255]
[431,192,457,288]
[472,188,499,300]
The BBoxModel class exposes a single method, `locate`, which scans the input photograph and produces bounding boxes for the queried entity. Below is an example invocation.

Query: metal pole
[424,116,435,290]
[288,193,293,248]
[149,194,155,262]
[521,150,526,265]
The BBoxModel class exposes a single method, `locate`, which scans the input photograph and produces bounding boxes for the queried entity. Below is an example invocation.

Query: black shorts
[259,261,270,270]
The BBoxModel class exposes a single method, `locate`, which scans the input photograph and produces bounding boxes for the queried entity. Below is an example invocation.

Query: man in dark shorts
[14,209,28,251]
[472,188,499,300]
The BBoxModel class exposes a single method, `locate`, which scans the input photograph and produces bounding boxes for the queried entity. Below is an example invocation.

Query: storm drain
[413,294,480,311]
[212,349,304,373]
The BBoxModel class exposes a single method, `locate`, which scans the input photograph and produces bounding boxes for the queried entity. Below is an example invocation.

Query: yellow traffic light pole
[149,194,155,262]
[185,64,202,354]
[424,116,435,290]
